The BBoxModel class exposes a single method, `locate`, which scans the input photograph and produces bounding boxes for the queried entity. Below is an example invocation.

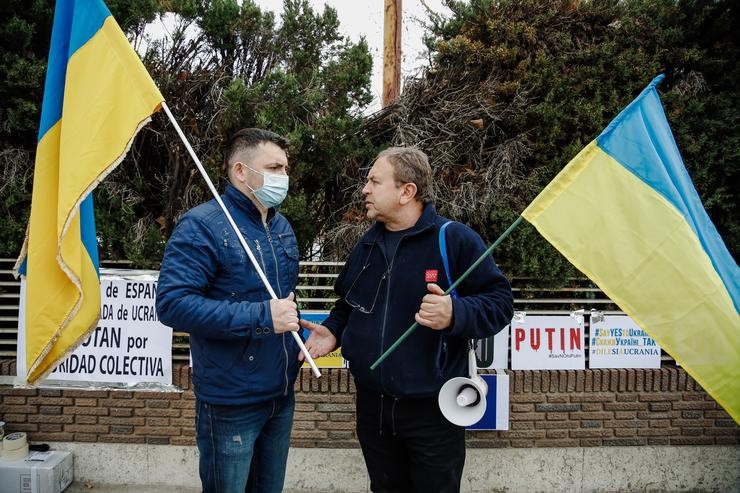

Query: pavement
[66,484,316,493]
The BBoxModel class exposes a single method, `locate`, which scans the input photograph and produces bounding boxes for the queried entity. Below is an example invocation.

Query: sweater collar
[361,202,438,245]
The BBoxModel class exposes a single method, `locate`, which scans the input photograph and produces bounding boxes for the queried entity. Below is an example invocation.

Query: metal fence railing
[0,258,677,365]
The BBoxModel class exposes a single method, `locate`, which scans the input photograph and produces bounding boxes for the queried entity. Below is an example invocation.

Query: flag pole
[161,102,321,378]
[370,216,523,370]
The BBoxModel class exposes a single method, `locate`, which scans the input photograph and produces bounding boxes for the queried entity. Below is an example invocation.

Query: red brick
[569,393,614,403]
[614,428,637,437]
[63,407,108,416]
[615,393,638,402]
[146,399,170,409]
[316,403,354,413]
[510,412,545,421]
[31,432,74,441]
[510,439,534,448]
[670,437,714,445]
[673,401,716,410]
[65,424,109,434]
[27,397,74,406]
[638,393,681,402]
[570,429,612,438]
[75,433,99,442]
[170,436,197,446]
[39,423,63,433]
[133,408,180,417]
[3,404,38,414]
[672,419,713,428]
[3,396,27,405]
[75,398,98,407]
[704,428,740,436]
[647,437,670,445]
[637,428,680,437]
[512,404,534,413]
[98,416,146,426]
[75,415,98,425]
[568,371,586,392]
[605,420,647,429]
[680,428,703,436]
[510,421,534,430]
[291,430,328,439]
[682,392,705,401]
[534,421,579,430]
[534,439,579,447]
[98,435,146,444]
[133,426,181,436]
[648,402,671,412]
[510,394,546,403]
[62,390,109,398]
[316,421,355,431]
[28,414,74,424]
[603,438,645,446]
[570,412,613,420]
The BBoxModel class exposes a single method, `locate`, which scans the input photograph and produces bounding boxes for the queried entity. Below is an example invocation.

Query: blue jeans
[195,393,295,493]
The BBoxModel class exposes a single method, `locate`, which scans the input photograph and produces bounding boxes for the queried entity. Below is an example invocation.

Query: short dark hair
[376,147,433,203]
[223,128,289,172]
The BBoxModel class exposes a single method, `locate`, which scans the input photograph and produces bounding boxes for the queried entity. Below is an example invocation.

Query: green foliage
[0,0,373,264]
[354,0,738,283]
[1,0,737,285]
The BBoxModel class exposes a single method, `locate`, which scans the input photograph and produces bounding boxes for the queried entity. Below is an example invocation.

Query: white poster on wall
[475,326,509,369]
[589,314,661,368]
[17,276,172,385]
[511,314,585,370]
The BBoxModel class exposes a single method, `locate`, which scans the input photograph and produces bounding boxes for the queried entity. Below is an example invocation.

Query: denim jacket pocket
[277,232,300,284]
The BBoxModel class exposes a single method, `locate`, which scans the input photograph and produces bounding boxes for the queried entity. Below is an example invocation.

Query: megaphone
[438,348,487,426]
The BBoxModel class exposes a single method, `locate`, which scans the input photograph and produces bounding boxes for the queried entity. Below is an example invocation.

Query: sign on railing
[16,276,172,386]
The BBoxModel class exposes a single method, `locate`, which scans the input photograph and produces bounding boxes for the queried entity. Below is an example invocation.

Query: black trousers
[355,385,466,493]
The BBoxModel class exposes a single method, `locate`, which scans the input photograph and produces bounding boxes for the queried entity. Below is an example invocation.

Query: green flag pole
[370,216,524,371]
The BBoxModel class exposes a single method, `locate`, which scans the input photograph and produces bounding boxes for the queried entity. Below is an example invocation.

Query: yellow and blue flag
[14,0,163,383]
[523,75,740,422]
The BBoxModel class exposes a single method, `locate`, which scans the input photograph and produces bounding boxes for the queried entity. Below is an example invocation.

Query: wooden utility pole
[382,0,402,107]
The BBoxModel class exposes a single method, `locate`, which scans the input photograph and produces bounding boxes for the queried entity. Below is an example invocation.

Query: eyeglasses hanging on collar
[343,242,389,315]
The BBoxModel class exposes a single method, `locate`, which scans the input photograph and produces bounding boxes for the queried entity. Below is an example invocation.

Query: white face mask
[244,165,289,209]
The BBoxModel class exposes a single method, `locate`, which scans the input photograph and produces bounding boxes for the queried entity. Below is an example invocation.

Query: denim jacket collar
[224,183,276,224]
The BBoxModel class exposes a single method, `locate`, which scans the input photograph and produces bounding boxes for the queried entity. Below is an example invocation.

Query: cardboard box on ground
[0,451,73,493]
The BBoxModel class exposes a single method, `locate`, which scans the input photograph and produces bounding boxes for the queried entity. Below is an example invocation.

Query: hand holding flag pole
[160,102,321,378]
[370,217,523,370]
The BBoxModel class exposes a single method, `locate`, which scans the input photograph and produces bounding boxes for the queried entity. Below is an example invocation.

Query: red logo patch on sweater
[425,269,438,283]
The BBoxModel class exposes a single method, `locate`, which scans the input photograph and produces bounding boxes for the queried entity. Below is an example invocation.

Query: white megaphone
[438,348,487,426]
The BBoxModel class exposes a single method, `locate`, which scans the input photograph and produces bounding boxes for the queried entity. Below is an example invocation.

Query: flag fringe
[25,113,156,384]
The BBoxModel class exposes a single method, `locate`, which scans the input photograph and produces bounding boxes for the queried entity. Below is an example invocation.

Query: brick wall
[1,360,738,448]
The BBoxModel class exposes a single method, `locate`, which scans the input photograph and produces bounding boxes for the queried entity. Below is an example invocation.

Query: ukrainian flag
[523,75,740,422]
[15,0,163,383]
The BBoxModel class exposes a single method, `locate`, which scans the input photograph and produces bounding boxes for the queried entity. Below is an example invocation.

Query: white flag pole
[161,102,321,378]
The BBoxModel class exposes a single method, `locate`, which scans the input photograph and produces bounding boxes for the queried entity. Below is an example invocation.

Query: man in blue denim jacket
[156,128,302,493]
[302,147,514,493]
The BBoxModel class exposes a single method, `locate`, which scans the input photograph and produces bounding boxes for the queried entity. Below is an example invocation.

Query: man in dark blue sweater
[301,147,514,492]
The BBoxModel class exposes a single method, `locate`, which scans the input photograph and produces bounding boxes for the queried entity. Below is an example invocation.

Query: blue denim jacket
[323,203,514,398]
[156,184,301,405]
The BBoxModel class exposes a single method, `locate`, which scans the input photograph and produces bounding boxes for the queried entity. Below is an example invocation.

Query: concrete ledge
[49,442,739,492]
